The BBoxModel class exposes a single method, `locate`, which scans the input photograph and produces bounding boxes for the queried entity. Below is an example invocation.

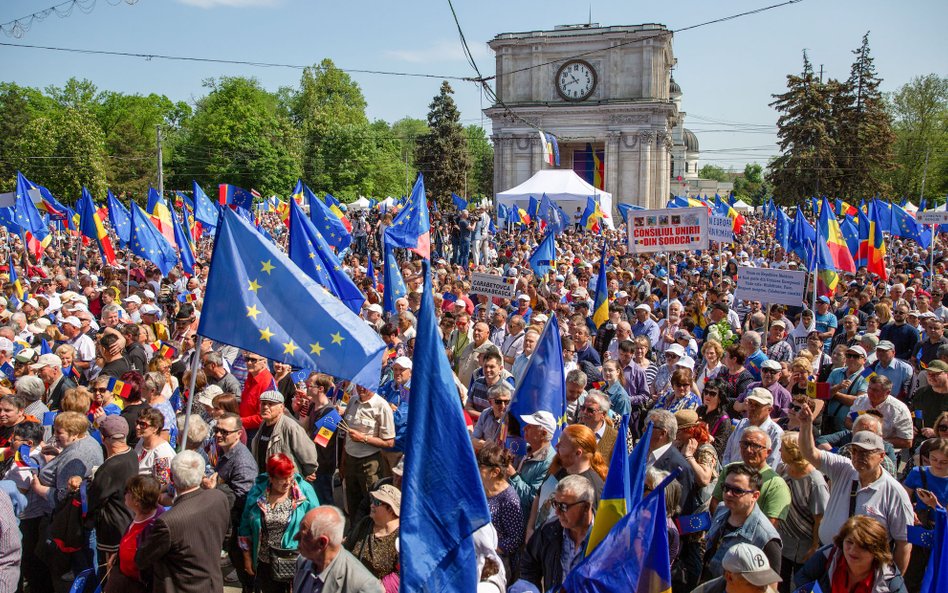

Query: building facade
[485,23,679,210]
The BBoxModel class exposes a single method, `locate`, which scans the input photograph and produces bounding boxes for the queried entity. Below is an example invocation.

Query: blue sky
[1,0,945,172]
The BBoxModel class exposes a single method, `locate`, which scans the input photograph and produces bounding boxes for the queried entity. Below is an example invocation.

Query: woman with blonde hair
[793,515,908,593]
[526,424,606,540]
[777,432,829,592]
[695,339,724,391]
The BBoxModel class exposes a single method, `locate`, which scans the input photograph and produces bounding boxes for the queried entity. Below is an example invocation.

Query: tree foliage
[466,125,493,199]
[732,163,772,205]
[416,81,471,206]
[886,74,948,200]
[169,76,302,196]
[698,164,729,183]
[769,35,897,203]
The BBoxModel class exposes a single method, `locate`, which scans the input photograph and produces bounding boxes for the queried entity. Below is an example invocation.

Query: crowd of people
[0,198,943,593]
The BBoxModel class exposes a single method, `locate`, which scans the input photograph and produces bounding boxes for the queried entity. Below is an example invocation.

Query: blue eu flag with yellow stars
[382,243,407,314]
[198,208,386,391]
[106,190,131,246]
[130,202,178,276]
[287,198,365,314]
[508,315,567,443]
[294,181,352,252]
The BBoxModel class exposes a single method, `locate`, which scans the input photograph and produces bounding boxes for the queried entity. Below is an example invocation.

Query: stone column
[638,130,654,208]
[604,131,620,209]
[656,131,673,207]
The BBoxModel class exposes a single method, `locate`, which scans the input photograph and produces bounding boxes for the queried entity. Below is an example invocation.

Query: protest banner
[627,207,708,253]
[471,272,517,299]
[708,215,733,243]
[733,266,807,307]
[916,211,948,225]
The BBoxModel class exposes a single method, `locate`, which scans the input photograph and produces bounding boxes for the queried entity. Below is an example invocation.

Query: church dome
[669,77,682,95]
[683,128,699,153]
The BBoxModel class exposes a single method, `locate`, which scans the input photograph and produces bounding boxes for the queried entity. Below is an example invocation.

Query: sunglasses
[135,421,154,428]
[551,500,587,514]
[245,358,265,364]
[845,353,863,359]
[739,440,766,452]
[722,483,755,496]
[761,369,779,374]
[492,399,511,406]
[92,387,109,393]
[213,427,239,436]
[582,406,601,414]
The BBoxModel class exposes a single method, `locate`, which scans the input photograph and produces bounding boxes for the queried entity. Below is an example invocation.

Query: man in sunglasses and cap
[692,543,782,593]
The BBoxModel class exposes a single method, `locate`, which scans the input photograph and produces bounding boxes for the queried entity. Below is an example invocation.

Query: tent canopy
[495,169,615,229]
[731,199,754,213]
[348,196,372,211]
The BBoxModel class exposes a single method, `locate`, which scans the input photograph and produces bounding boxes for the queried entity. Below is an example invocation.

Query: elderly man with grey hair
[564,368,588,423]
[136,450,231,593]
[472,382,513,451]
[710,425,792,523]
[15,375,48,421]
[521,474,596,591]
[578,390,616,460]
[294,506,382,593]
[741,330,768,381]
[648,409,699,516]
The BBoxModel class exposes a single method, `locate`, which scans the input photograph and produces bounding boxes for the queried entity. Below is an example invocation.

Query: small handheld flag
[106,377,132,399]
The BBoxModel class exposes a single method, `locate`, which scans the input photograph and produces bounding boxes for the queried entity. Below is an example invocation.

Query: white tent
[495,169,615,229]
[731,199,755,213]
[349,196,372,211]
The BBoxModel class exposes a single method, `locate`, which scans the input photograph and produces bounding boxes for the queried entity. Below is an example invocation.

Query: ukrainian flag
[591,244,610,329]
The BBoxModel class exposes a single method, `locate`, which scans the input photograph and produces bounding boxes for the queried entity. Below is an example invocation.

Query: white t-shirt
[848,395,913,443]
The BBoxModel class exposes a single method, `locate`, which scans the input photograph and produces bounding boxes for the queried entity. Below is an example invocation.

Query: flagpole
[178,334,203,452]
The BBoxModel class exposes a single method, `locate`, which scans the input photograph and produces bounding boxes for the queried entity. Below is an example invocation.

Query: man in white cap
[631,303,660,348]
[722,388,784,467]
[764,319,793,363]
[60,315,96,379]
[735,360,791,419]
[508,410,556,513]
[363,303,383,331]
[692,543,782,593]
[31,353,74,411]
[797,400,914,574]
[140,303,169,342]
[825,344,870,434]
[123,294,143,323]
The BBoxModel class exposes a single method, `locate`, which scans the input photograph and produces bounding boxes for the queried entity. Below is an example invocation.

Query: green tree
[391,117,428,191]
[466,125,493,199]
[170,76,301,196]
[768,51,837,204]
[886,74,948,200]
[95,92,192,197]
[416,81,471,205]
[45,78,102,111]
[834,33,895,198]
[698,164,729,182]
[0,82,56,187]
[6,107,108,201]
[732,163,772,205]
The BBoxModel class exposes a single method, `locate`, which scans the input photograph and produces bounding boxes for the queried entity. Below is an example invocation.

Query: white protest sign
[734,266,807,307]
[916,211,948,225]
[627,207,709,254]
[471,272,517,300]
[709,215,733,243]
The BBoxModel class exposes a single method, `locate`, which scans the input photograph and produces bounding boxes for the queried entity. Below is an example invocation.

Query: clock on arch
[555,59,597,102]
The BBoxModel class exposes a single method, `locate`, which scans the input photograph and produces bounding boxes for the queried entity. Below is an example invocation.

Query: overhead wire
[1,0,138,39]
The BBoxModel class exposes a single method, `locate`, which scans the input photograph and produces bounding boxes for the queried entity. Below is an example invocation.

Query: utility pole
[156,125,164,198]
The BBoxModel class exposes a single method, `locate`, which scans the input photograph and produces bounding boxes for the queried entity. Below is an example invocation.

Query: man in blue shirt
[741,331,768,381]
[814,296,838,354]
[631,303,660,349]
[872,340,914,400]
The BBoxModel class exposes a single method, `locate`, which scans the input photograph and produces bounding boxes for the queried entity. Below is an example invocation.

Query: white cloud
[177,0,279,8]
[385,39,491,64]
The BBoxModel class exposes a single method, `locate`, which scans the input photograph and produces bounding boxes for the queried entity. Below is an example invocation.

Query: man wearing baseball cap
[692,543,781,593]
[871,340,914,400]
[509,411,557,511]
[824,345,870,434]
[735,360,791,419]
[722,388,784,468]
[796,400,914,574]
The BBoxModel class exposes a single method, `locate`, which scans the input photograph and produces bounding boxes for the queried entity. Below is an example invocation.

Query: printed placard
[627,207,709,253]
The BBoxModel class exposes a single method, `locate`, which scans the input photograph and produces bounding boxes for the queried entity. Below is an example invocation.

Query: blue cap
[817,296,830,304]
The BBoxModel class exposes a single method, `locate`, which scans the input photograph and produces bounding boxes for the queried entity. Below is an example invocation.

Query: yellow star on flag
[331,332,345,345]
[261,260,275,274]
[248,278,261,293]
[283,340,299,355]
[309,342,324,356]
[259,327,275,342]
[246,304,261,319]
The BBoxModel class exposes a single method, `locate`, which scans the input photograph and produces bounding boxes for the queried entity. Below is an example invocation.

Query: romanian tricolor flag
[814,197,854,295]
[859,200,888,280]
[147,188,176,245]
[324,194,353,233]
[8,256,23,301]
[591,244,610,328]
[512,205,531,226]
[150,341,178,360]
[106,377,132,399]
[840,200,859,218]
[714,195,746,234]
[78,187,116,265]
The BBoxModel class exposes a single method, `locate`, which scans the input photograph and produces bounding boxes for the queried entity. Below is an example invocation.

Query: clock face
[556,60,597,102]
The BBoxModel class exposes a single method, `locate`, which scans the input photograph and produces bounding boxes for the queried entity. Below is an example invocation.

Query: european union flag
[382,244,407,314]
[451,193,468,211]
[40,339,52,355]
[528,232,557,277]
[366,256,377,289]
[509,316,567,442]
[106,190,131,246]
[400,261,491,593]
[839,215,860,262]
[774,205,791,249]
[287,199,365,314]
[675,511,712,535]
[198,208,386,390]
[629,422,653,507]
[384,174,431,259]
[538,193,565,234]
[192,180,218,227]
[295,181,352,252]
[616,203,644,224]
[874,199,893,234]
[922,507,946,593]
[218,183,256,211]
[129,202,178,276]
[497,204,509,220]
[788,206,816,264]
[891,201,932,249]
[564,475,673,593]
[171,206,196,276]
